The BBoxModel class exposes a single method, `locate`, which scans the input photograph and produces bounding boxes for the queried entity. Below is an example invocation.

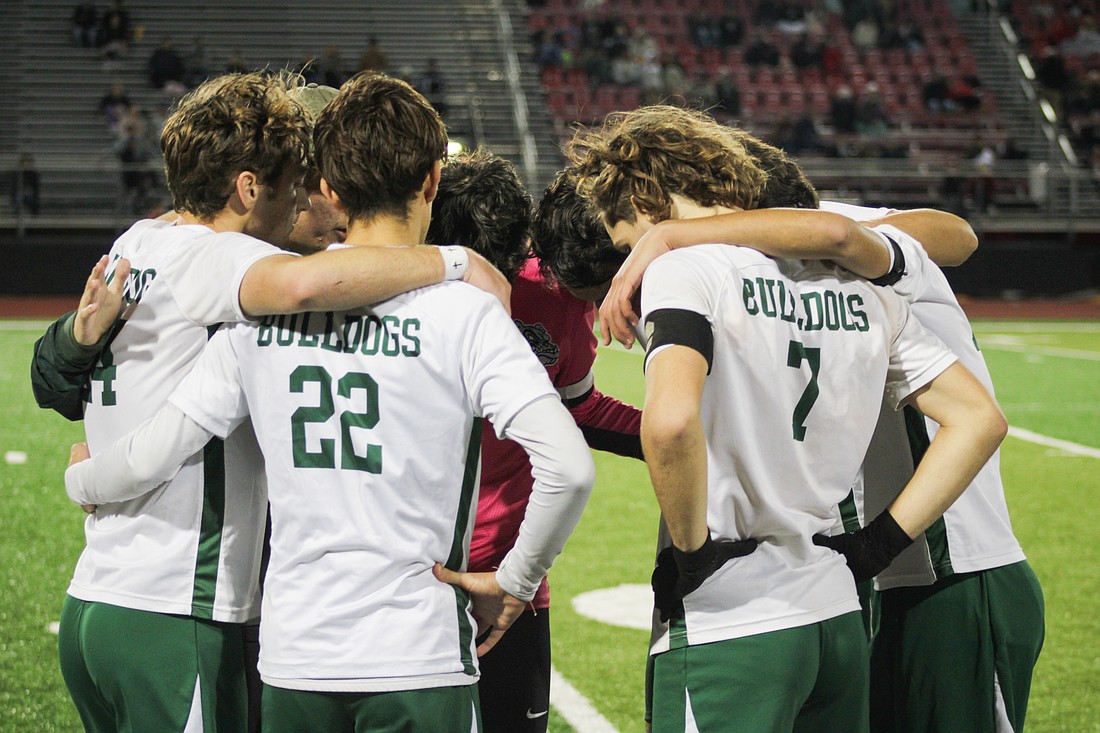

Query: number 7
[787,340,820,442]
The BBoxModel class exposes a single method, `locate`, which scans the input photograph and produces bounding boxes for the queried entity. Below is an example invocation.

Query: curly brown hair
[313,72,447,224]
[160,72,311,219]
[567,106,766,226]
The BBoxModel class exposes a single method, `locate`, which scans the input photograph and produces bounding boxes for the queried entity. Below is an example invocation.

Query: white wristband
[440,246,469,281]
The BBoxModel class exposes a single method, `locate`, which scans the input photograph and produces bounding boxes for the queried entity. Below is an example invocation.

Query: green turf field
[1,320,1097,732]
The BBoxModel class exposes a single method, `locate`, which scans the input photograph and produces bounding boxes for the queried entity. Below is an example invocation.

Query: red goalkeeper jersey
[469,258,641,608]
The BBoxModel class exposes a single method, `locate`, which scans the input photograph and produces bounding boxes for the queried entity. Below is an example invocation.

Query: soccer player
[528,167,629,303]
[592,133,1045,733]
[284,83,346,255]
[426,150,642,733]
[66,71,595,733]
[39,71,510,733]
[569,106,1007,733]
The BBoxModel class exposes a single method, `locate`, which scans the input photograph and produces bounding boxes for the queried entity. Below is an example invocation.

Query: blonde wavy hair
[160,72,311,218]
[567,105,766,225]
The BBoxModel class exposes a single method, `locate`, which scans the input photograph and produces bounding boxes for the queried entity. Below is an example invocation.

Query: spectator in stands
[114,130,157,215]
[184,36,209,87]
[98,83,131,132]
[791,32,825,69]
[881,20,925,51]
[852,17,880,51]
[856,82,890,135]
[1036,45,1069,110]
[789,112,824,154]
[98,0,131,56]
[629,27,660,65]
[689,15,720,47]
[10,154,41,216]
[71,3,98,48]
[999,136,1030,160]
[1069,68,1100,114]
[718,15,745,46]
[148,37,185,90]
[745,32,780,66]
[225,50,249,74]
[830,83,858,133]
[922,73,951,112]
[359,36,388,73]
[317,44,346,87]
[417,59,448,118]
[948,76,982,111]
[663,57,689,98]
[714,69,741,116]
[580,44,612,85]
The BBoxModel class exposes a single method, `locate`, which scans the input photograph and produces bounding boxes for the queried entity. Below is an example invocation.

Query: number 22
[290,365,382,473]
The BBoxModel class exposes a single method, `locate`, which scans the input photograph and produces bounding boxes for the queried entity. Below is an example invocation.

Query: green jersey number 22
[786,340,821,442]
[290,365,382,473]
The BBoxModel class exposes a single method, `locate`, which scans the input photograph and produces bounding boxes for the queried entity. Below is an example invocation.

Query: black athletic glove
[652,535,759,622]
[812,510,914,582]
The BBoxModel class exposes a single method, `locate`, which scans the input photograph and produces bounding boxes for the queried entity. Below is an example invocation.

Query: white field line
[550,666,622,733]
[0,320,54,331]
[972,322,1100,334]
[979,339,1100,362]
[1008,427,1100,459]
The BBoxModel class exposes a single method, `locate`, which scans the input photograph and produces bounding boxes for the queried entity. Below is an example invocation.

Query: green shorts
[871,560,1045,733]
[651,611,869,733]
[58,595,247,733]
[262,682,482,733]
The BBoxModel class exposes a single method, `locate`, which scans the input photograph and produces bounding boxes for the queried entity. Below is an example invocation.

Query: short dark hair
[161,72,311,218]
[530,168,626,291]
[425,148,533,282]
[313,72,447,223]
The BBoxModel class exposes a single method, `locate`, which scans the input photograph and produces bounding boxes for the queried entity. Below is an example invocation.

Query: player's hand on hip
[433,563,524,656]
[461,248,512,316]
[74,256,130,346]
[598,231,672,348]
[68,442,96,514]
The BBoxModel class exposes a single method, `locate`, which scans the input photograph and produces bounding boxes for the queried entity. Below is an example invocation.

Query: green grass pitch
[0,320,1096,732]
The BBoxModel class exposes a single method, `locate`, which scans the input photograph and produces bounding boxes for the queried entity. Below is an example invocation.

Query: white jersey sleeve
[65,404,215,506]
[460,295,563,435]
[168,325,253,437]
[495,396,594,600]
[639,252,719,369]
[162,229,290,325]
[880,291,958,409]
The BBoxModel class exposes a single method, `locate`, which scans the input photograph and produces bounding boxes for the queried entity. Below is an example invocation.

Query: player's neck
[176,208,246,234]
[344,216,425,249]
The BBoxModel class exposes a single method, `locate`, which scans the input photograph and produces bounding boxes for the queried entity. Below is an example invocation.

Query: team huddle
[30,70,1044,733]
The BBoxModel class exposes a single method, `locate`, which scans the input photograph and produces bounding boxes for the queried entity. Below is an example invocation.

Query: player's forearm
[65,404,215,506]
[890,367,1007,537]
[495,396,595,601]
[570,388,643,459]
[867,209,978,267]
[31,312,106,420]
[240,245,445,316]
[642,407,709,553]
[657,210,892,278]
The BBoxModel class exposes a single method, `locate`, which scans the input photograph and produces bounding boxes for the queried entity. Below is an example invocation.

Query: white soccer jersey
[69,219,285,622]
[820,202,1025,588]
[169,276,561,692]
[641,245,957,652]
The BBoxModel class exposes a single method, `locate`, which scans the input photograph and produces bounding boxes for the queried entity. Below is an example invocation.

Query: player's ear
[318,178,345,213]
[423,159,442,205]
[628,195,651,224]
[234,171,260,213]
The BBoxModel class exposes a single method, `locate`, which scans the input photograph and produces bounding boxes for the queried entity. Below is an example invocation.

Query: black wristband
[869,235,906,287]
[866,510,914,561]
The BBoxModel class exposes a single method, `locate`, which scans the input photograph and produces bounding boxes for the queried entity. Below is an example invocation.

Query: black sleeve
[644,308,714,374]
[29,311,108,421]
